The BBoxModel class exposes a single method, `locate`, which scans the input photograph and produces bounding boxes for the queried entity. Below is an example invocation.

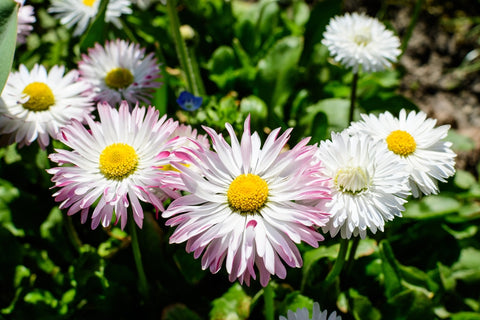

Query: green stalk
[345,237,360,275]
[264,281,275,320]
[323,238,349,288]
[348,72,359,124]
[166,0,203,96]
[129,221,149,300]
[400,0,424,57]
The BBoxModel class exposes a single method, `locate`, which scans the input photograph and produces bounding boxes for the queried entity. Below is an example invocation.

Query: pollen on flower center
[99,143,138,180]
[353,28,372,46]
[104,68,134,89]
[22,82,55,111]
[335,166,369,194]
[82,0,96,7]
[386,130,417,156]
[227,174,269,214]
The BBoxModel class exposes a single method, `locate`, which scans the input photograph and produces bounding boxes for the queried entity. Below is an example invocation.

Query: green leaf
[162,303,203,320]
[446,130,475,152]
[349,288,382,320]
[454,170,477,190]
[301,98,350,135]
[277,291,314,319]
[450,312,480,320]
[210,283,251,320]
[379,240,403,300]
[451,247,480,282]
[0,0,18,94]
[256,36,303,119]
[239,95,268,129]
[403,195,461,220]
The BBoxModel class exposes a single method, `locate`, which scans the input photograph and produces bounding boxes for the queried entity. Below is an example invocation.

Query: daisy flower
[78,39,161,106]
[0,64,93,149]
[348,109,456,198]
[153,124,210,202]
[16,0,36,45]
[316,131,410,239]
[280,302,342,320]
[48,0,132,37]
[47,101,179,230]
[162,116,331,287]
[322,12,401,73]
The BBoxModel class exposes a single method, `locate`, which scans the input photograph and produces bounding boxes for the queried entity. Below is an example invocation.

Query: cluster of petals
[16,0,36,45]
[348,109,456,198]
[48,0,132,37]
[317,131,410,239]
[162,116,331,286]
[280,302,342,320]
[322,12,401,73]
[47,101,179,230]
[0,64,93,149]
[78,39,161,106]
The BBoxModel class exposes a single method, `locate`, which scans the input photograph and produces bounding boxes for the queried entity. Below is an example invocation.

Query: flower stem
[345,237,360,275]
[264,281,275,320]
[129,221,149,300]
[323,238,349,288]
[349,72,359,124]
[166,0,203,96]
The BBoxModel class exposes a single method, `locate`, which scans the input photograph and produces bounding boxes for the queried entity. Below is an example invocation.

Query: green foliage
[0,0,18,94]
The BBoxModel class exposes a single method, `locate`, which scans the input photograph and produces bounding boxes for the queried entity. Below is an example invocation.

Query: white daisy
[347,109,456,197]
[280,302,342,320]
[0,64,93,149]
[16,0,36,45]
[316,130,410,239]
[78,39,161,106]
[162,116,331,286]
[322,12,401,73]
[48,0,132,37]
[47,101,179,230]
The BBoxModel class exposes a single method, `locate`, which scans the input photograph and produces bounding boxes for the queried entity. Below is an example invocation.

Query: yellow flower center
[334,166,369,194]
[104,68,134,89]
[386,130,416,156]
[82,0,96,7]
[99,143,138,180]
[227,174,269,214]
[21,82,55,111]
[353,28,372,46]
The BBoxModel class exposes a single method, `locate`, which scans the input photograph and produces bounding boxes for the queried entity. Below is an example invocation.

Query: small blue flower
[176,91,202,111]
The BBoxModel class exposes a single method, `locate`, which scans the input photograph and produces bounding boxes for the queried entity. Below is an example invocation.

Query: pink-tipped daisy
[16,0,36,45]
[48,0,132,37]
[322,12,401,73]
[47,101,178,230]
[0,64,93,149]
[316,130,410,239]
[78,39,161,106]
[347,109,456,197]
[162,116,331,287]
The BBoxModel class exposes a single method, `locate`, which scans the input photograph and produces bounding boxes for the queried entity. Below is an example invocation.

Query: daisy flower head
[280,302,342,320]
[348,109,456,198]
[48,0,132,37]
[317,130,410,239]
[47,101,179,230]
[78,39,161,106]
[162,115,331,287]
[16,0,36,45]
[0,64,93,149]
[322,12,401,73]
